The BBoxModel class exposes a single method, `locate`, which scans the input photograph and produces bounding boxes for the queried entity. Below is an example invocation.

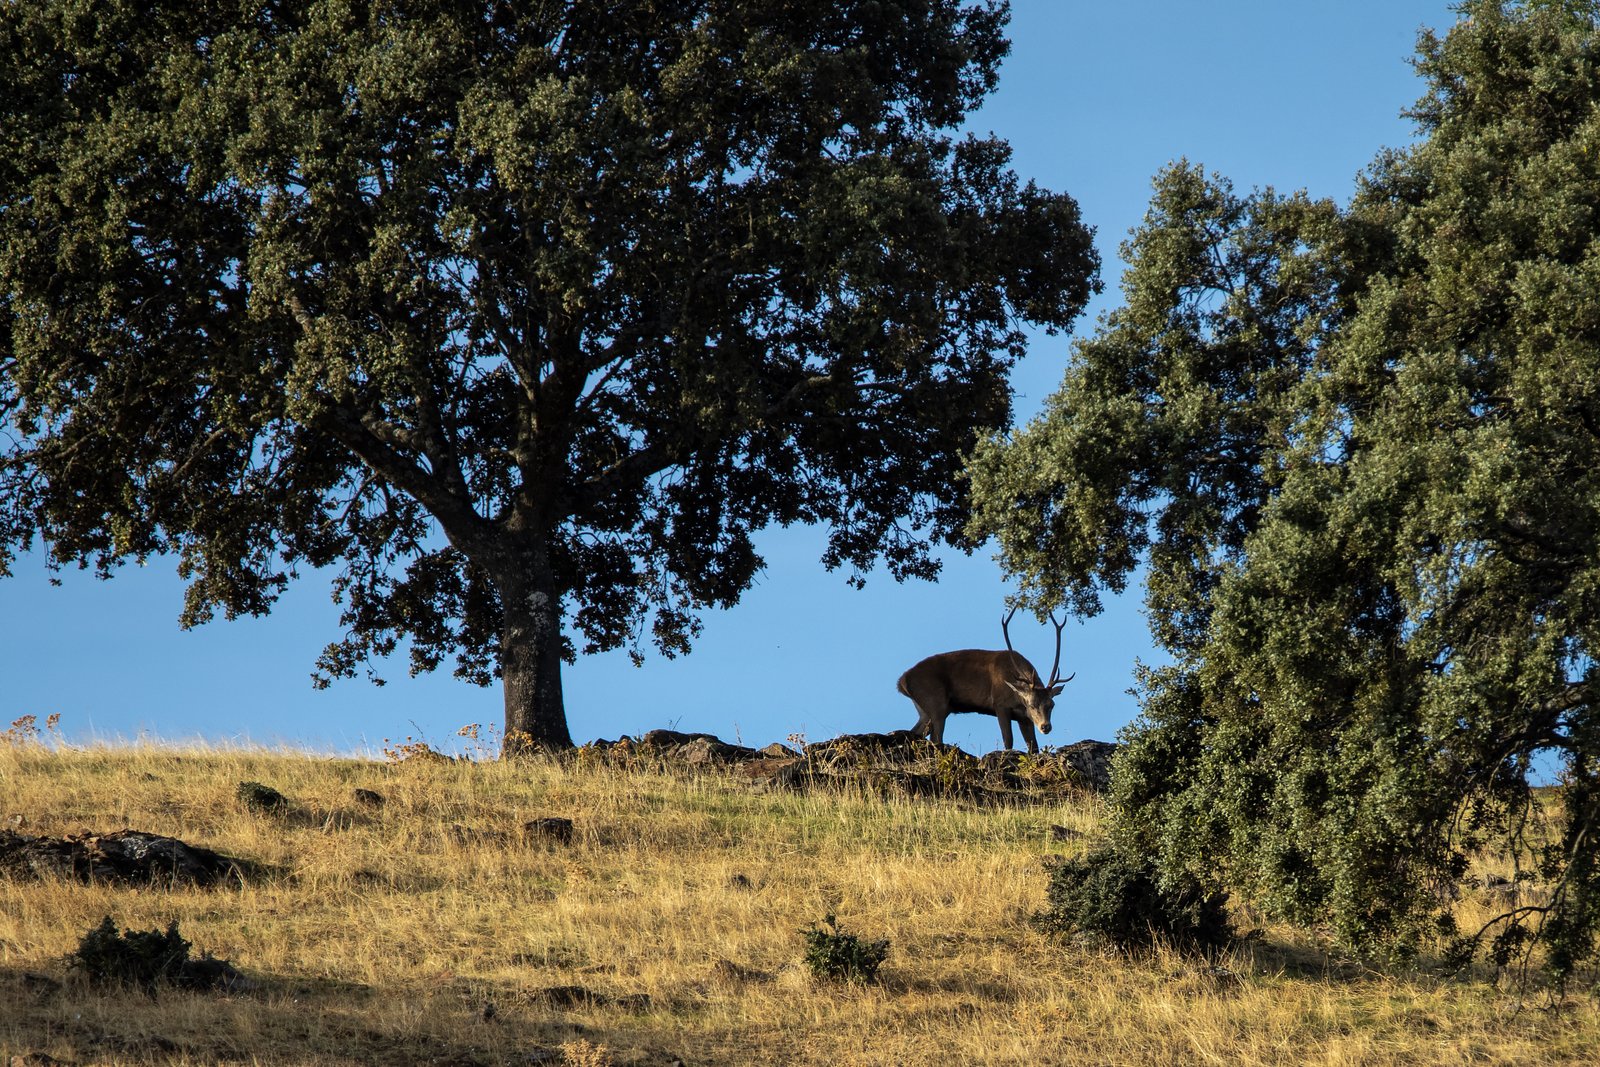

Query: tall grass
[1,739,1596,1065]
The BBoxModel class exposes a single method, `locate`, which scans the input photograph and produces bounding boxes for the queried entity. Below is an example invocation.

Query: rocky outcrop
[577,729,1120,798]
[0,829,257,888]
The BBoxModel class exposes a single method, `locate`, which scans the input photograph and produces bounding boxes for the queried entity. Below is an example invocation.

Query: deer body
[896,609,1073,754]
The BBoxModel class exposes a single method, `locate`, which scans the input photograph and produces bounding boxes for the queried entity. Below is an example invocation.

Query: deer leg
[907,696,944,745]
[997,714,1015,751]
[1018,718,1039,755]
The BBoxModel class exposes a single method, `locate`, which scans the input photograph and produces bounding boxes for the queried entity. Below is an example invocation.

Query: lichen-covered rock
[522,817,574,845]
[577,728,1120,796]
[1052,740,1119,792]
[803,730,931,768]
[0,829,256,888]
[236,780,289,814]
[351,787,386,808]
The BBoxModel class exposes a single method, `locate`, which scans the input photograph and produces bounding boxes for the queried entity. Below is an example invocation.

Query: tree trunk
[498,545,574,755]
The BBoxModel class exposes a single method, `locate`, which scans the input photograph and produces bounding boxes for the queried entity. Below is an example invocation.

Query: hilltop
[2,738,1597,1066]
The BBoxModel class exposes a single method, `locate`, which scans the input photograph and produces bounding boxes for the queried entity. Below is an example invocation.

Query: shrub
[1036,843,1233,955]
[71,916,194,991]
[70,916,243,993]
[800,914,889,983]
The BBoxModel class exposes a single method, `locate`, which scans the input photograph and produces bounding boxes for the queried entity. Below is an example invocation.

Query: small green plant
[800,914,889,983]
[1036,843,1233,955]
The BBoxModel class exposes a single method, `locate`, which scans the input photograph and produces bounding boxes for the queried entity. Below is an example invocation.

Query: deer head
[1000,605,1074,734]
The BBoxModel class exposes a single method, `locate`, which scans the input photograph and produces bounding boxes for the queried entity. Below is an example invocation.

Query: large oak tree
[969,0,1600,974]
[0,0,1098,749]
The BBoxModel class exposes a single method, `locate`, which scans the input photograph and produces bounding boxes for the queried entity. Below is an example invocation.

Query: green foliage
[0,1,1098,749]
[800,914,890,983]
[70,916,241,994]
[968,0,1600,974]
[71,916,192,993]
[1035,844,1234,955]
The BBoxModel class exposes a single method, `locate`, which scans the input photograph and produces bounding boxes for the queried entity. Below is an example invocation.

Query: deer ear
[1048,684,1066,697]
[1005,679,1029,697]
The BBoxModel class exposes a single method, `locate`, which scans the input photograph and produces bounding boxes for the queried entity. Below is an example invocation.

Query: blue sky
[0,1,1458,755]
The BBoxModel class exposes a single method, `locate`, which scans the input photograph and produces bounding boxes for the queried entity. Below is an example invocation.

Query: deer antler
[1046,611,1075,687]
[1001,604,1019,653]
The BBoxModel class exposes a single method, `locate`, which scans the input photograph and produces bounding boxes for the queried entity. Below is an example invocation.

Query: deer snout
[1040,722,1052,734]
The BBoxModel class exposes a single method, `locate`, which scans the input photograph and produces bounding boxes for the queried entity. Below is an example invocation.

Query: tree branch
[284,292,489,554]
[571,370,843,513]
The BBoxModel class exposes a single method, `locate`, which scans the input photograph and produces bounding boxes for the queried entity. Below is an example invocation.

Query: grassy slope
[1,742,1597,1066]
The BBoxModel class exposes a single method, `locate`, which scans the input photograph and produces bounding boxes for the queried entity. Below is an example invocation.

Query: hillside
[2,737,1597,1066]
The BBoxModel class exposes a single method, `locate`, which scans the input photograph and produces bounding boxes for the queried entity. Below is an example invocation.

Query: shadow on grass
[0,964,610,1066]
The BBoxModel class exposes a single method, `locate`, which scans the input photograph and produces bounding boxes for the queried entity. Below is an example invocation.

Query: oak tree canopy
[0,0,1098,749]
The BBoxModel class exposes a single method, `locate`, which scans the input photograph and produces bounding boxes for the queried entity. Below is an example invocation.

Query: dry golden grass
[2,739,1597,1066]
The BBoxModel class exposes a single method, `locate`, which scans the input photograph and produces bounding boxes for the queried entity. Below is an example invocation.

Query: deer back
[907,648,1041,711]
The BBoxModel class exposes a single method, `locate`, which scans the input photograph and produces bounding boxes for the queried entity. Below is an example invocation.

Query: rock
[1048,824,1083,841]
[522,817,574,845]
[1051,740,1119,792]
[236,781,288,814]
[639,729,723,749]
[804,730,929,767]
[727,872,753,890]
[979,750,1023,774]
[351,788,385,808]
[732,757,806,790]
[676,736,742,765]
[0,829,256,888]
[585,729,1122,796]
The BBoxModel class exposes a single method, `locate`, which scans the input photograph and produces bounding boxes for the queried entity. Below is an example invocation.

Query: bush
[71,916,194,991]
[70,916,243,993]
[800,914,889,983]
[1037,843,1233,955]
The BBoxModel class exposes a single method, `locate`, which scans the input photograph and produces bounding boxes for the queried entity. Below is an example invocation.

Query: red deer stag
[896,607,1074,753]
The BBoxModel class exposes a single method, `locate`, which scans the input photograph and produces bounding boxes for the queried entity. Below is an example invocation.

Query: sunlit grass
[2,739,1596,1065]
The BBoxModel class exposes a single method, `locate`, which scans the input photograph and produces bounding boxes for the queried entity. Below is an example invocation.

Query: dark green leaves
[1,1,1097,744]
[969,0,1600,971]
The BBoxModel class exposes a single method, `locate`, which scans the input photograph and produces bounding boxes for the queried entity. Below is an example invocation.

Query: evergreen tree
[0,1,1098,749]
[969,0,1600,972]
